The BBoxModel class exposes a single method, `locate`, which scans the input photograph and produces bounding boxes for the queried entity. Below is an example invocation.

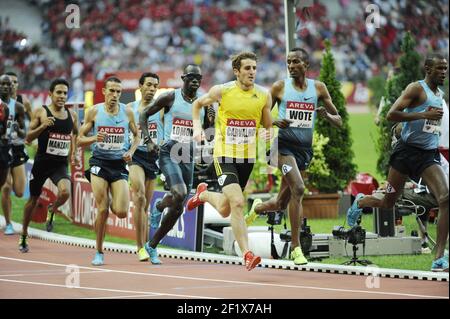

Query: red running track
[0,233,448,299]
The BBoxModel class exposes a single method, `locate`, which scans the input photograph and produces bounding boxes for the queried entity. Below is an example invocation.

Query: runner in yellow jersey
[188,51,273,271]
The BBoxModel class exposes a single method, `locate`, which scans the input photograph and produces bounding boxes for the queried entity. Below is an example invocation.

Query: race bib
[225,119,256,144]
[422,107,442,135]
[285,101,315,128]
[134,122,158,146]
[170,118,193,143]
[97,126,125,150]
[46,132,71,156]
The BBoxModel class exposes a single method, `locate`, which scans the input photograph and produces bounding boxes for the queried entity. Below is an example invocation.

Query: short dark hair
[104,76,121,86]
[5,71,18,78]
[290,47,309,64]
[231,52,257,71]
[139,72,159,85]
[424,53,446,68]
[183,64,201,74]
[49,78,69,92]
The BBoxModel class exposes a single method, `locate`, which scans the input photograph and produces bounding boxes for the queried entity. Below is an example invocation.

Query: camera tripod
[342,243,372,266]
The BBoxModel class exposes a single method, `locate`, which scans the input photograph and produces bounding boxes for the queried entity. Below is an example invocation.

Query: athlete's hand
[193,128,202,143]
[96,131,107,142]
[316,107,328,118]
[42,116,55,129]
[273,119,293,129]
[423,108,443,120]
[146,142,159,155]
[71,152,80,167]
[122,150,133,163]
[144,136,159,155]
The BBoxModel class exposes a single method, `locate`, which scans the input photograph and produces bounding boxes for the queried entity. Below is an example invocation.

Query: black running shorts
[213,157,254,191]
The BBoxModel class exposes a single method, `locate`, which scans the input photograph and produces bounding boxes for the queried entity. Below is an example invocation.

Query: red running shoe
[244,251,261,271]
[187,182,208,211]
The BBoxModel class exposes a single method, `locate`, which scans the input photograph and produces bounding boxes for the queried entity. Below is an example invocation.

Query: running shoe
[186,182,208,211]
[138,247,150,262]
[431,256,449,272]
[91,252,104,266]
[245,198,262,226]
[18,235,29,253]
[291,246,308,265]
[347,193,365,227]
[4,223,14,235]
[145,242,162,265]
[244,251,261,271]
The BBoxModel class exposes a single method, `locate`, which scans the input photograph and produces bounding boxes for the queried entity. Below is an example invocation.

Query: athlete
[78,76,140,266]
[126,72,162,261]
[19,78,78,252]
[347,54,448,272]
[188,52,273,271]
[250,48,342,265]
[0,74,27,235]
[139,64,213,264]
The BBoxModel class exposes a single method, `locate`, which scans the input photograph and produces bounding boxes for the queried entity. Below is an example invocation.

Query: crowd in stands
[1,0,448,91]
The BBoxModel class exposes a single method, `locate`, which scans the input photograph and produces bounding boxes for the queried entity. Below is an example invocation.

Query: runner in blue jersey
[0,74,26,235]
[78,76,140,266]
[347,54,448,272]
[139,64,214,264]
[126,72,162,262]
[250,48,342,265]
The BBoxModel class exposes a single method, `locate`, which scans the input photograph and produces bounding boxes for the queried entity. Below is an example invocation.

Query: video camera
[266,211,284,225]
[332,225,366,246]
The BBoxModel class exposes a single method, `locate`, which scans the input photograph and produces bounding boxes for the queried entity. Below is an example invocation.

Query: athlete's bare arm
[14,101,26,139]
[316,81,342,128]
[140,91,175,146]
[21,95,32,121]
[69,110,79,166]
[387,82,443,122]
[270,80,292,129]
[25,107,54,143]
[123,107,140,162]
[261,91,273,130]
[77,106,105,147]
[192,85,222,142]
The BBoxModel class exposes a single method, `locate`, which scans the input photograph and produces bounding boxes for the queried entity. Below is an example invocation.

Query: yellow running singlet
[213,81,268,159]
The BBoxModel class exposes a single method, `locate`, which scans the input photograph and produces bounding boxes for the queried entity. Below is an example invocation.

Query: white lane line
[0,256,447,299]
[0,278,219,299]
[0,270,102,278]
[82,294,168,299]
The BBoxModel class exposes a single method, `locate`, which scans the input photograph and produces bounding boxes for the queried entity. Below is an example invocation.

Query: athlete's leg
[129,165,147,250]
[254,176,291,213]
[110,179,130,218]
[144,178,156,243]
[51,178,71,216]
[90,175,111,253]
[21,196,39,237]
[1,173,13,225]
[277,155,305,249]
[222,183,249,254]
[149,182,187,248]
[347,167,408,227]
[421,164,449,260]
[0,168,9,191]
[358,167,408,209]
[199,191,231,218]
[11,163,26,197]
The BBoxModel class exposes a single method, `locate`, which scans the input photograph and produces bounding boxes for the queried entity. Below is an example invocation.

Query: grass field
[348,112,382,182]
[1,112,444,271]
